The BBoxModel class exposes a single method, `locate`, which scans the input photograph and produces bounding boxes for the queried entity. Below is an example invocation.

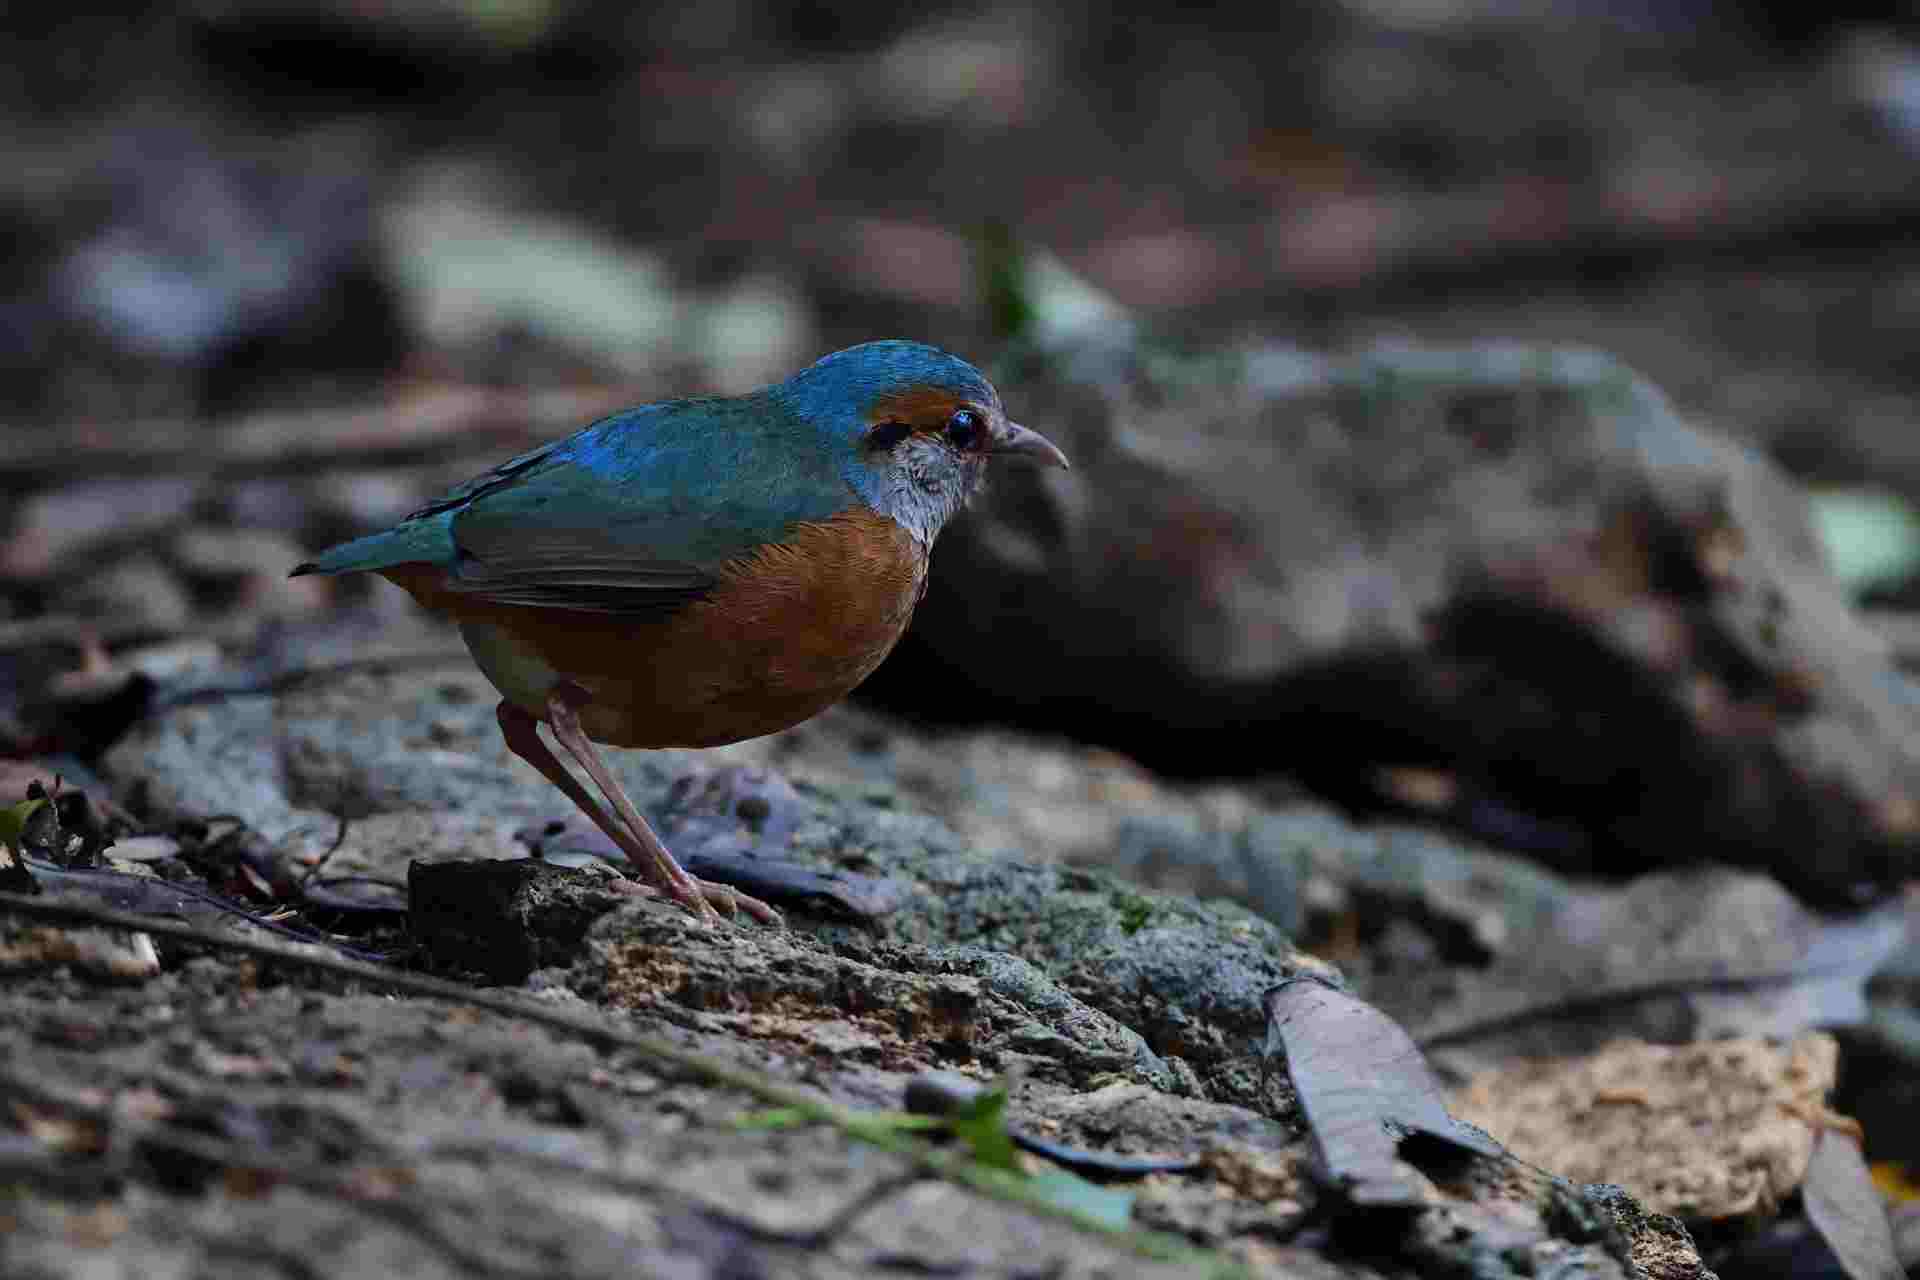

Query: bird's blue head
[776,340,1068,544]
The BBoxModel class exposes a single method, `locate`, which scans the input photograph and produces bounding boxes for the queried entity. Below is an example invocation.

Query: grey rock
[105,665,1317,1106]
[887,343,1919,903]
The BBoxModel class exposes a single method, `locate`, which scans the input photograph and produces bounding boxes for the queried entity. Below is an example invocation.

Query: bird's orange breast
[383,507,928,748]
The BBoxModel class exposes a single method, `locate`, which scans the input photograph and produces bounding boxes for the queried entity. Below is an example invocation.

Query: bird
[293,341,1068,925]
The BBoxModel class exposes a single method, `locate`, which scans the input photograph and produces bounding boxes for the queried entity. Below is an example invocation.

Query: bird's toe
[696,879,782,927]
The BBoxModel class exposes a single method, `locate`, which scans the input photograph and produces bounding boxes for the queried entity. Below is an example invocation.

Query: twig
[24,864,391,963]
[298,811,352,891]
[0,889,1243,1275]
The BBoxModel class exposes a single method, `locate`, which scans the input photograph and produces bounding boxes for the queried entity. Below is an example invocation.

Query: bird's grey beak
[988,421,1070,469]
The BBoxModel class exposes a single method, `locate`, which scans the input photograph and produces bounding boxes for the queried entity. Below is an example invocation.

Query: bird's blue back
[298,340,995,584]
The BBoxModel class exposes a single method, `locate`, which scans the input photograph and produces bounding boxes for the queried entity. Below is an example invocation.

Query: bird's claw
[629,872,780,927]
[694,877,782,926]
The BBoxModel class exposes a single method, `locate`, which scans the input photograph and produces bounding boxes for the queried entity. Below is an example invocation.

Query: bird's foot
[614,869,780,926]
[518,685,785,930]
[690,876,782,926]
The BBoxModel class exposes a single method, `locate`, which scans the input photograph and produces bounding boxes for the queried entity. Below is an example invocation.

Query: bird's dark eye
[868,420,912,451]
[945,409,982,450]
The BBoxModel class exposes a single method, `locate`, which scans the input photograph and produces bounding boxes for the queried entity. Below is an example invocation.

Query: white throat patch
[859,435,987,546]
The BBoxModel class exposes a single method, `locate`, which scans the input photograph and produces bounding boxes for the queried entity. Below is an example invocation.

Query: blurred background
[7,0,1920,896]
[5,0,1920,430]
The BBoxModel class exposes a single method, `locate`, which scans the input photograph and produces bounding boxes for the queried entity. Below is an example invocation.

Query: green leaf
[731,1107,813,1131]
[734,1106,945,1142]
[977,218,1035,346]
[844,1112,946,1143]
[732,1087,1149,1260]
[944,1085,1022,1172]
[1026,1170,1137,1230]
[0,797,46,855]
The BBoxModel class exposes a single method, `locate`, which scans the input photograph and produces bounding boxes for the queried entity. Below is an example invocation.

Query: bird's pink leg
[527,685,780,925]
[496,700,713,917]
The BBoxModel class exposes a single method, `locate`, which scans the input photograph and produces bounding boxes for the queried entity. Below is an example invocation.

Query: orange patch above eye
[869,387,972,426]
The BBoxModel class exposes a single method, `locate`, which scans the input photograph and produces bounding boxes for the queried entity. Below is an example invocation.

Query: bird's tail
[289,516,455,578]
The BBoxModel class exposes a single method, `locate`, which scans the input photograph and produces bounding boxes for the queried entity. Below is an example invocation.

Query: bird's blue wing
[298,396,855,619]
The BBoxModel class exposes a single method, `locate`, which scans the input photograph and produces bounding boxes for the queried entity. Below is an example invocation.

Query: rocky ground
[0,661,1702,1278]
[5,341,1919,1279]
